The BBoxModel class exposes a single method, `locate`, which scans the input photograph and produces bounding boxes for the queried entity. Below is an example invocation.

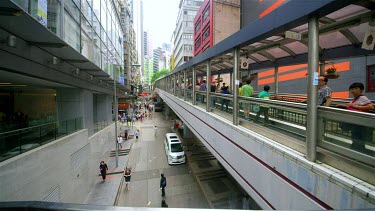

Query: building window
[195,38,201,49]
[202,27,210,41]
[195,19,201,32]
[203,5,210,22]
[367,65,375,92]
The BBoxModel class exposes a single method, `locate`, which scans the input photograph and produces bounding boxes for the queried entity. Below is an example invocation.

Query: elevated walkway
[157,89,375,210]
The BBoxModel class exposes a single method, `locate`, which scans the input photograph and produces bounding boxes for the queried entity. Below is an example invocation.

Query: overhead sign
[285,31,301,41]
[138,93,148,97]
[38,0,47,27]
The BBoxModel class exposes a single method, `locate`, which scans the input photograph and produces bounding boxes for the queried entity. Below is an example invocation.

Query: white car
[164,133,185,165]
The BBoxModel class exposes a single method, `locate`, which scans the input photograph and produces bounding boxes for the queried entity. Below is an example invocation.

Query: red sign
[138,93,148,97]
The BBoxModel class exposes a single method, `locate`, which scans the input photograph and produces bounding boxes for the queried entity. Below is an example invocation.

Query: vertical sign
[313,72,319,85]
[38,0,48,27]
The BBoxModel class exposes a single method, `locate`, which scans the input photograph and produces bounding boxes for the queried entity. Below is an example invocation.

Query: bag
[252,104,260,113]
[339,122,352,131]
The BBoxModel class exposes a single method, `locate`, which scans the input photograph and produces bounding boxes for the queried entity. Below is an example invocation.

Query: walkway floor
[85,110,208,208]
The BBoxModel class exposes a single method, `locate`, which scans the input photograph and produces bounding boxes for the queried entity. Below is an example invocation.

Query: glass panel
[65,0,80,22]
[12,0,29,13]
[93,15,100,38]
[47,0,61,36]
[64,12,80,51]
[81,30,93,61]
[93,0,100,19]
[81,0,92,25]
[323,119,375,156]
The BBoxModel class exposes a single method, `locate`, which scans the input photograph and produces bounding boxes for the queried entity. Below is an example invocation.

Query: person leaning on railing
[335,82,374,151]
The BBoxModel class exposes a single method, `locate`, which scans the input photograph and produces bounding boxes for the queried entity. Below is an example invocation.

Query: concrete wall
[213,0,240,45]
[158,90,375,210]
[0,124,115,203]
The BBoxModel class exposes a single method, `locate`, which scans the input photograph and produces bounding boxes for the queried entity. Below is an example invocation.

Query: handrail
[0,121,59,136]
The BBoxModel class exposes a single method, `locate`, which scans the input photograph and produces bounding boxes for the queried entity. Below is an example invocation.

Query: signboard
[285,31,301,40]
[138,93,148,97]
[38,0,47,27]
[241,58,251,69]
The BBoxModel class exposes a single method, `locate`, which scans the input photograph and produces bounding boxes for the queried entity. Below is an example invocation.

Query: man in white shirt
[154,126,158,136]
[117,135,123,149]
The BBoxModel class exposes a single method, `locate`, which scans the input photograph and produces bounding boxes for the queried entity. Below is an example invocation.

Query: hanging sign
[285,31,301,41]
[241,58,251,69]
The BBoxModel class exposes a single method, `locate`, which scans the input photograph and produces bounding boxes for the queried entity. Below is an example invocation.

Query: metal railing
[94,121,111,133]
[158,88,375,182]
[0,117,83,162]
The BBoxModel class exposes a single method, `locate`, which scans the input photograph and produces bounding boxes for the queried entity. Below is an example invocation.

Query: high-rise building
[153,47,162,72]
[131,0,144,80]
[173,0,204,68]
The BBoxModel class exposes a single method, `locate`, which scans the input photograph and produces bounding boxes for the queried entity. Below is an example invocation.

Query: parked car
[164,133,185,165]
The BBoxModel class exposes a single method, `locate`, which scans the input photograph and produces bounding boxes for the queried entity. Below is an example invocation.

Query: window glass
[81,30,93,61]
[171,143,183,152]
[93,35,101,67]
[202,27,210,41]
[47,0,61,36]
[195,38,201,49]
[93,15,100,37]
[203,6,210,21]
[81,0,92,25]
[64,12,80,52]
[195,19,201,32]
[12,0,29,13]
[92,0,100,20]
[367,65,375,92]
[65,0,80,22]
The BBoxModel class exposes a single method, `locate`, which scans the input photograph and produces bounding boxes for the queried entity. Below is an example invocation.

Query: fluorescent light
[0,85,27,87]
[0,83,12,85]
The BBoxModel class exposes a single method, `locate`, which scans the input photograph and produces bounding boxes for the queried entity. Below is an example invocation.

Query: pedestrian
[242,79,254,119]
[160,173,167,197]
[123,167,132,190]
[336,82,374,151]
[255,85,271,125]
[117,135,123,149]
[99,161,108,181]
[220,83,230,111]
[135,129,140,141]
[154,126,158,136]
[161,199,168,207]
[124,130,129,140]
[318,75,332,106]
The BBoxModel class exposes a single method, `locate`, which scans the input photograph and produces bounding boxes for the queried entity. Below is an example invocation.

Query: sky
[142,0,180,48]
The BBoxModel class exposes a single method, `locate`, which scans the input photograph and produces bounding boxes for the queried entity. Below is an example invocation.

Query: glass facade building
[12,0,124,82]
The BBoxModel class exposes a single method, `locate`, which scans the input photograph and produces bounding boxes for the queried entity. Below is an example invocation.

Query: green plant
[326,67,336,74]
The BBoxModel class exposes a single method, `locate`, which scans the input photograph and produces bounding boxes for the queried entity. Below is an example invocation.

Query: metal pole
[306,15,319,162]
[177,72,181,98]
[233,48,240,125]
[114,70,119,167]
[192,66,196,105]
[206,60,211,112]
[184,69,187,101]
[274,66,279,99]
[173,75,176,96]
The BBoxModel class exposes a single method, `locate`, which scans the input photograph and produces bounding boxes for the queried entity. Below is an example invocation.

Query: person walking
[99,161,108,181]
[255,85,271,125]
[242,79,254,119]
[160,173,167,197]
[135,129,140,141]
[123,167,132,190]
[154,126,158,136]
[117,135,123,149]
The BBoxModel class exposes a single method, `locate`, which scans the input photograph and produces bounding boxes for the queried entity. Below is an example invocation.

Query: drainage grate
[44,186,60,203]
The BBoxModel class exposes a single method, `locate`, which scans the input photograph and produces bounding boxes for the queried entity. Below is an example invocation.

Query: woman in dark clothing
[100,161,108,181]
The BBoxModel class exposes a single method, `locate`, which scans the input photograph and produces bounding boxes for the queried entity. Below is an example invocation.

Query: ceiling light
[75,68,80,75]
[7,35,16,47]
[0,84,27,87]
[90,75,93,80]
[0,82,12,85]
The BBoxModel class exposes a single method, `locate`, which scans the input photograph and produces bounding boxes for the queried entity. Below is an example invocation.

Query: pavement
[85,110,209,209]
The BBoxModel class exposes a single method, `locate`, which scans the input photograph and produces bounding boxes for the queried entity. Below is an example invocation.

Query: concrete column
[306,15,319,162]
[274,66,279,99]
[192,66,196,105]
[233,48,240,125]
[182,123,194,139]
[184,69,187,101]
[56,88,94,136]
[206,60,211,112]
[95,94,112,123]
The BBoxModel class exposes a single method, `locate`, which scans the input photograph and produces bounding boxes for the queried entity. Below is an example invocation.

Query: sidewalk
[84,124,135,206]
[116,111,209,208]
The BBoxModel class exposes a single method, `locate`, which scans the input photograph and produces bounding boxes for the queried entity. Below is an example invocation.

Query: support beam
[233,48,240,125]
[206,60,211,112]
[184,69,187,101]
[274,66,279,99]
[192,66,196,105]
[306,15,319,162]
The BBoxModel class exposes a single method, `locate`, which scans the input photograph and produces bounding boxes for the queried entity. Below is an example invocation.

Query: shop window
[367,65,375,92]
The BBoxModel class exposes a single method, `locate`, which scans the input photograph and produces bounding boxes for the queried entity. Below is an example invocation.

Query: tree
[151,69,170,84]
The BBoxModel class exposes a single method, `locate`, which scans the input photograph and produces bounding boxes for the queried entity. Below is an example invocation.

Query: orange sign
[138,93,148,97]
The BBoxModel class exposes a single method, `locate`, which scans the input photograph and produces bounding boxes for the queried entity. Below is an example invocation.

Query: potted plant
[325,67,340,79]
